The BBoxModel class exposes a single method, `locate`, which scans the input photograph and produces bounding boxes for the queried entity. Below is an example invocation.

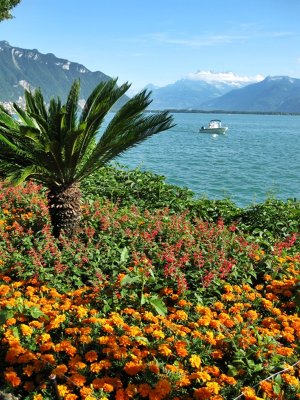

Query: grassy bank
[0,166,299,400]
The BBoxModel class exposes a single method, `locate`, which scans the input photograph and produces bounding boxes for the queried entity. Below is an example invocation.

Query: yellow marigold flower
[33,395,44,400]
[189,354,201,369]
[190,370,211,382]
[282,373,300,387]
[174,310,189,320]
[206,381,221,394]
[4,367,21,387]
[57,384,69,397]
[152,329,165,339]
[102,323,114,334]
[46,314,66,330]
[158,344,172,357]
[214,301,225,310]
[20,324,33,336]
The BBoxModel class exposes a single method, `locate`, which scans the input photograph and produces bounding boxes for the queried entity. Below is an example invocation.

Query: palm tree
[0,79,175,238]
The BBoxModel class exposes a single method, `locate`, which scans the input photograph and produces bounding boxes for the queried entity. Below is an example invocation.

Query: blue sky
[1,0,300,91]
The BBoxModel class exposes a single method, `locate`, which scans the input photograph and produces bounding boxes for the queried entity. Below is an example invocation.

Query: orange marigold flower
[103,383,115,393]
[4,367,21,387]
[65,395,79,400]
[124,360,145,376]
[85,350,98,362]
[23,365,35,377]
[154,379,171,396]
[56,340,77,356]
[70,373,86,386]
[115,389,128,400]
[33,395,44,400]
[211,350,224,359]
[52,364,68,377]
[276,347,294,356]
[148,362,160,374]
[174,341,188,357]
[241,386,264,400]
[193,387,212,399]
[138,383,152,397]
[6,318,17,326]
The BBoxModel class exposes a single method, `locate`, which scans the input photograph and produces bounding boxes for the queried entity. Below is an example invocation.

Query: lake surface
[112,113,300,207]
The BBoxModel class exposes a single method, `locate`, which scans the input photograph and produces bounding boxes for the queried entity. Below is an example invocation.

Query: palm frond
[76,107,174,180]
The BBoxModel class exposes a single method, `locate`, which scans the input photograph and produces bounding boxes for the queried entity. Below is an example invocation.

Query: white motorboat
[199,119,228,134]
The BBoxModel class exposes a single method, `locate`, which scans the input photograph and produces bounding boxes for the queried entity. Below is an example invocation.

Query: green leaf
[29,306,45,319]
[120,247,129,263]
[0,309,14,325]
[120,275,141,286]
[141,293,147,305]
[149,297,167,316]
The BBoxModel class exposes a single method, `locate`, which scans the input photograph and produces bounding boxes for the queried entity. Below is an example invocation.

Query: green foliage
[0,0,20,21]
[82,165,300,242]
[81,164,194,212]
[236,198,300,239]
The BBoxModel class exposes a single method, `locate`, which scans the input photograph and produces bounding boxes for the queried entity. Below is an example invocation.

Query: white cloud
[186,71,265,84]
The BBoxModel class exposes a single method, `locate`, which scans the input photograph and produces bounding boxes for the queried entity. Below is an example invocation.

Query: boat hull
[199,127,228,134]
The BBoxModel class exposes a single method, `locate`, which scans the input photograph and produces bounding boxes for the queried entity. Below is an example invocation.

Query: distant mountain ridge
[148,73,300,113]
[0,40,129,109]
[200,76,300,113]
[1,41,300,113]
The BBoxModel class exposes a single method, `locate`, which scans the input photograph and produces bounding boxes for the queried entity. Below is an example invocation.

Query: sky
[1,0,300,92]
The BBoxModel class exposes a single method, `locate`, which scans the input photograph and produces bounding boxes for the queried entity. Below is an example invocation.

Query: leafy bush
[236,198,300,240]
[81,164,194,213]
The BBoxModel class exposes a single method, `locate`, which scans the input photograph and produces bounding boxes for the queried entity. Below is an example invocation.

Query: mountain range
[1,41,300,113]
[0,40,128,110]
[148,73,300,113]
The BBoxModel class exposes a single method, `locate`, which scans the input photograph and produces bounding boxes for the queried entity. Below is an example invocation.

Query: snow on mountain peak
[186,71,265,86]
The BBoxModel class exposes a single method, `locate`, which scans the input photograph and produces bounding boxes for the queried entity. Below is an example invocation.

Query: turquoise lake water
[113,113,300,207]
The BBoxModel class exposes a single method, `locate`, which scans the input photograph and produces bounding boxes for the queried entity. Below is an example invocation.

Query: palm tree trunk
[47,183,82,238]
